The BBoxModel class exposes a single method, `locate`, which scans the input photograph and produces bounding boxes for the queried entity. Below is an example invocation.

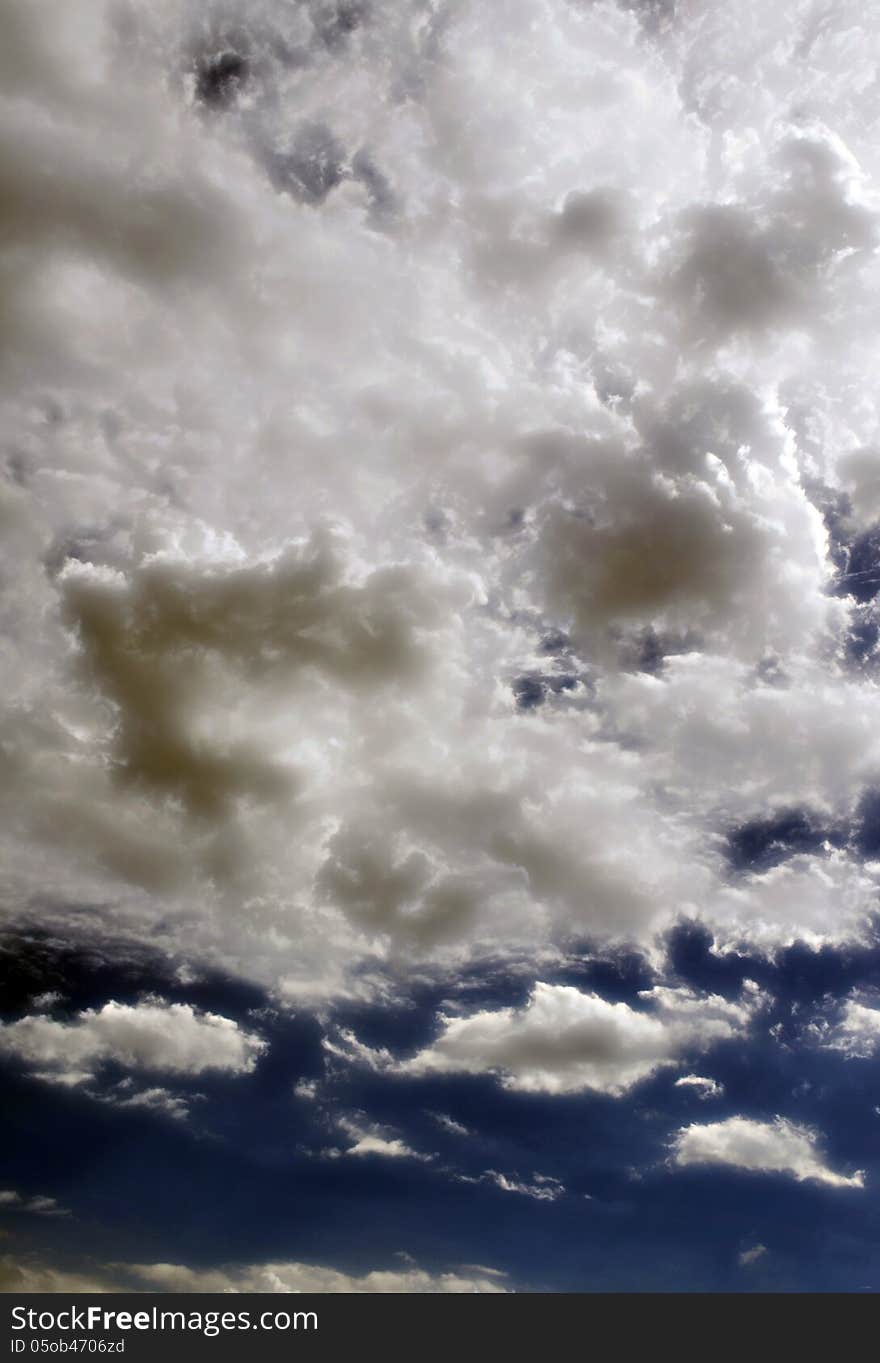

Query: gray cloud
[59,536,431,822]
[537,476,768,645]
[659,133,877,347]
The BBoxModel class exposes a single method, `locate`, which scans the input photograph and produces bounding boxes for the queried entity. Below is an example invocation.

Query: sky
[2,0,880,1294]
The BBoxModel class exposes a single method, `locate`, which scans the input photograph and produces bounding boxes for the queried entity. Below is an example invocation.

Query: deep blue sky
[3,922,880,1292]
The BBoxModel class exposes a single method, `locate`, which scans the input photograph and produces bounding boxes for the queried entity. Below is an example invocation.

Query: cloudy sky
[2,0,880,1294]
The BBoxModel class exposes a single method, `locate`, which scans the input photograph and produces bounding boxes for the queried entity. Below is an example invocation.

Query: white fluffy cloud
[332,1116,431,1162]
[670,1117,864,1189]
[674,1075,724,1100]
[97,1081,196,1122]
[2,0,880,1006]
[812,998,880,1058]
[396,982,762,1095]
[0,1000,265,1083]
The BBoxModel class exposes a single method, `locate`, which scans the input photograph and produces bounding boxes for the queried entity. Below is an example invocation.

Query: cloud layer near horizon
[0,1253,508,1295]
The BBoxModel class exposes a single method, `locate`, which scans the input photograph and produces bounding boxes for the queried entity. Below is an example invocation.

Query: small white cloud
[396,982,760,1096]
[323,1030,393,1071]
[102,1085,195,1122]
[671,1116,864,1188]
[430,1112,471,1137]
[31,992,62,1010]
[346,1134,422,1159]
[0,1000,265,1084]
[0,1190,69,1217]
[675,1074,724,1100]
[483,1171,564,1202]
[31,1070,93,1088]
[814,999,880,1058]
[334,1116,431,1162]
[738,1244,768,1267]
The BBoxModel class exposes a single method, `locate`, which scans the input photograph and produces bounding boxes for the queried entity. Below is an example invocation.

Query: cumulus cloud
[1,0,880,1017]
[396,982,762,1095]
[59,534,436,817]
[7,0,880,1296]
[332,1115,432,1162]
[738,1244,768,1268]
[812,998,880,1058]
[0,1000,265,1084]
[670,1117,864,1189]
[534,453,785,657]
